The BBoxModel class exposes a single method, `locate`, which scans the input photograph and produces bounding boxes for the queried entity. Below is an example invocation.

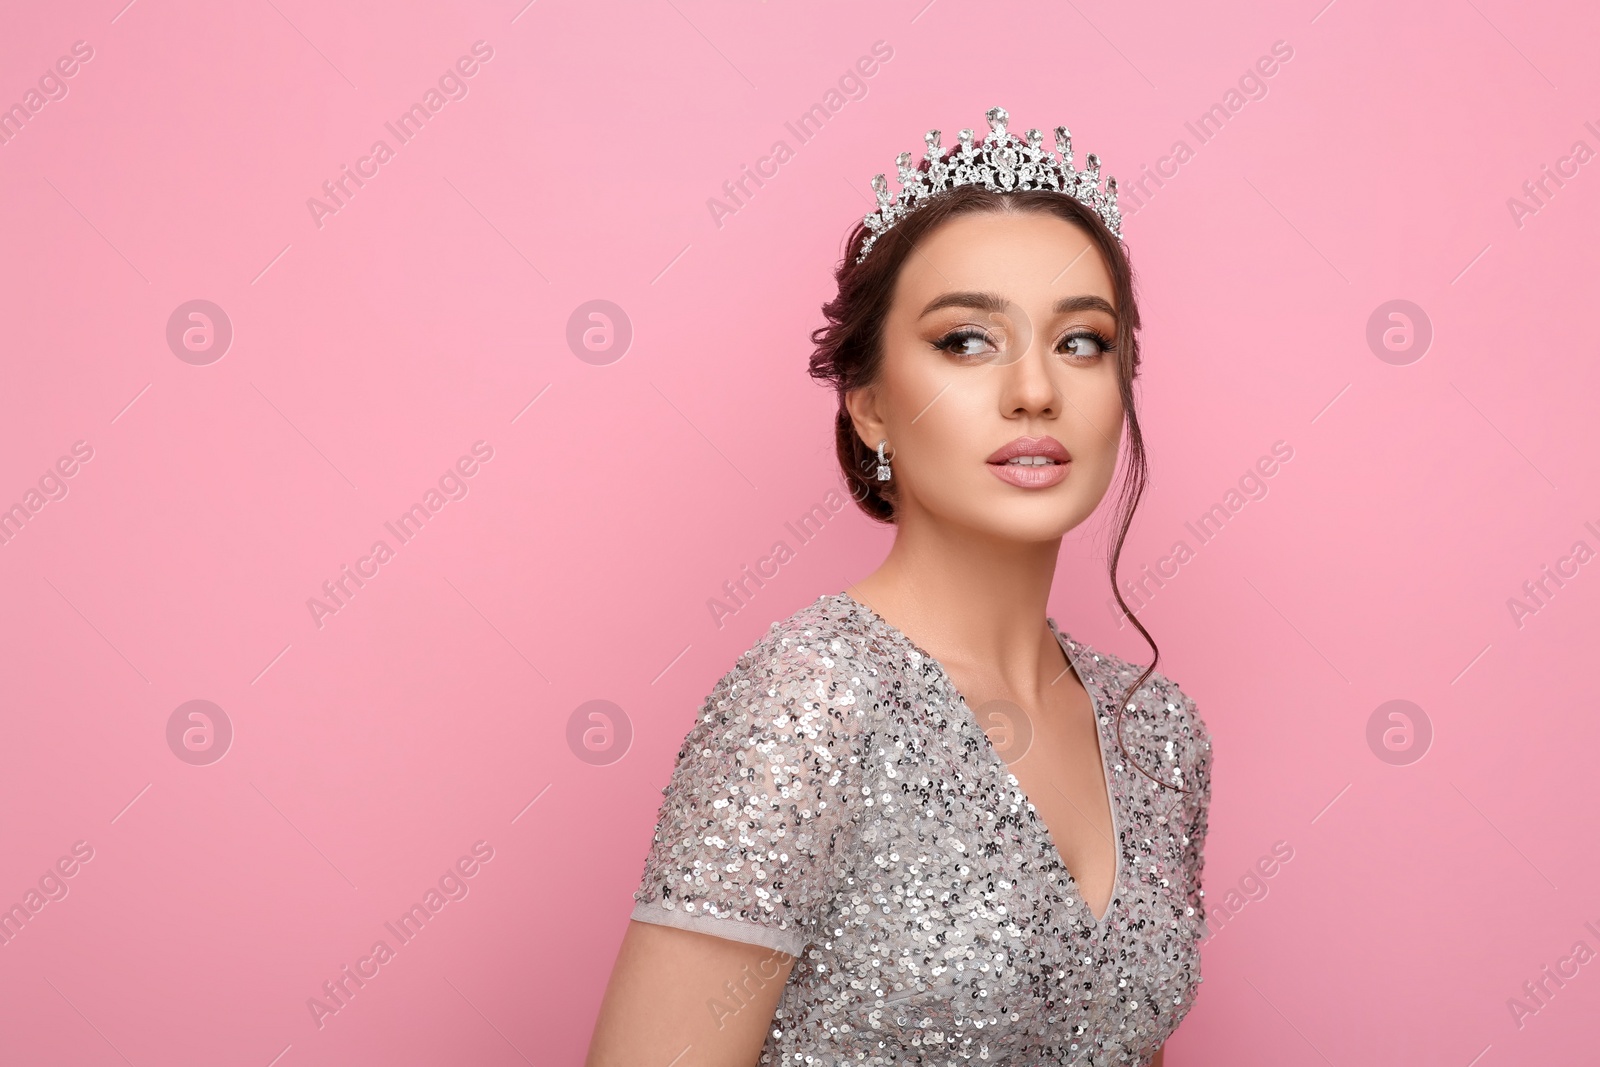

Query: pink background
[2,1,1597,1063]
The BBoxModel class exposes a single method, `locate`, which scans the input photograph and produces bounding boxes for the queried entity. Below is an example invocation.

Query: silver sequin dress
[631,592,1213,1065]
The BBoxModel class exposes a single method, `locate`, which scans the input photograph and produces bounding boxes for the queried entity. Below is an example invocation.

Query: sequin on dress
[631,592,1213,1065]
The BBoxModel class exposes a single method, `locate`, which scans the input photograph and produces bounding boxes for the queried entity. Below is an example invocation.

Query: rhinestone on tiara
[855,105,1123,263]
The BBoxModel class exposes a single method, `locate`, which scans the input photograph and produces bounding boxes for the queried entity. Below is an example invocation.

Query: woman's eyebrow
[1053,294,1116,316]
[918,291,1116,318]
[919,291,1007,318]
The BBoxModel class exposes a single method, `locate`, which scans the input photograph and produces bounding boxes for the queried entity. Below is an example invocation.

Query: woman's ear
[843,385,887,452]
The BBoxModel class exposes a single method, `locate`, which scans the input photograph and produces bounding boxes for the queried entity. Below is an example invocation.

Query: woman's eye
[936,329,997,358]
[1060,332,1108,359]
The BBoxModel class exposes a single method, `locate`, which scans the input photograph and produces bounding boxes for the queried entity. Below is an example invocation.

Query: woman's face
[846,209,1125,544]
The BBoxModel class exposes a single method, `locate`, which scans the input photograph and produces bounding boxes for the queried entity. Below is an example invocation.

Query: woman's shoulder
[694,593,881,744]
[724,593,880,682]
[636,595,878,948]
[1064,633,1214,791]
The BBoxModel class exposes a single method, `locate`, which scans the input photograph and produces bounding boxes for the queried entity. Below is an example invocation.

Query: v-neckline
[835,591,1123,928]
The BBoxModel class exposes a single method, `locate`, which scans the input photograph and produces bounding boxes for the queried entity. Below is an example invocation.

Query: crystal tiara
[855,105,1123,263]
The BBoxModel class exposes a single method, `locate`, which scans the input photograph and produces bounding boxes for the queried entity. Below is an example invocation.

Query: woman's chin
[931,494,1091,544]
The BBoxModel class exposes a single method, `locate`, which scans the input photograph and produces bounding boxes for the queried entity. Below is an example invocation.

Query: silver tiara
[856,106,1122,263]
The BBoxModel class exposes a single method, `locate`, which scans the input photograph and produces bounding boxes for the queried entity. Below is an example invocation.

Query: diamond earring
[876,440,892,482]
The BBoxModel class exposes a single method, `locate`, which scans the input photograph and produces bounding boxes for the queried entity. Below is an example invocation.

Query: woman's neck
[846,514,1068,698]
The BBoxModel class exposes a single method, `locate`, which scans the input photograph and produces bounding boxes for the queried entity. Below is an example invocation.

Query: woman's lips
[988,460,1069,488]
[987,435,1071,488]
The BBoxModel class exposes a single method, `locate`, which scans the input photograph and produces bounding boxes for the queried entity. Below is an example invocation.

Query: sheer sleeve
[631,629,868,956]
[1178,692,1214,936]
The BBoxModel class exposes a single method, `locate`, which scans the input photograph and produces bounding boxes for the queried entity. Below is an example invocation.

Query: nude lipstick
[986,435,1071,489]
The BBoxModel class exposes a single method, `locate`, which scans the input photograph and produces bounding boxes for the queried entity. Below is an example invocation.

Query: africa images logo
[305,42,496,229]
[306,841,495,1029]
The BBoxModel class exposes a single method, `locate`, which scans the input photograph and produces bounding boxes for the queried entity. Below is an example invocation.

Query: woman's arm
[586,921,795,1067]
[1149,1045,1164,1066]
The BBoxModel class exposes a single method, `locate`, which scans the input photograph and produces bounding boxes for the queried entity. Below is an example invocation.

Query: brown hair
[807,183,1192,796]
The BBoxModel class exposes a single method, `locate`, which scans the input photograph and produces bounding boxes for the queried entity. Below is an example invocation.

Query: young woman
[587,107,1213,1067]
